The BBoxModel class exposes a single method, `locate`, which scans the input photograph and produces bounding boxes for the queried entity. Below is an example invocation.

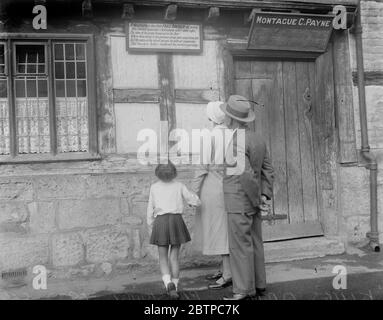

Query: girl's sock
[162,274,171,288]
[172,278,179,291]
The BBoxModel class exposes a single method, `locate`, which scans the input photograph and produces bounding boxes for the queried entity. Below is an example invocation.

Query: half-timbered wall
[0,0,381,285]
[111,34,220,154]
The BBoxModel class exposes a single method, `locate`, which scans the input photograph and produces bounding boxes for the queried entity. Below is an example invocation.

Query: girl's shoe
[167,282,179,300]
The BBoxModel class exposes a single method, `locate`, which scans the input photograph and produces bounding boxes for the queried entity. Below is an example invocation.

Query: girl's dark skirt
[150,214,191,246]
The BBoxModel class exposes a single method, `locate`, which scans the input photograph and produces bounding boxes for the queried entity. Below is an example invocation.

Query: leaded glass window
[54,43,88,152]
[14,44,50,153]
[0,43,9,155]
[0,37,94,160]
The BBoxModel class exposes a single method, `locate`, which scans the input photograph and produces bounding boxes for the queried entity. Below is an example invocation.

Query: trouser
[227,212,266,295]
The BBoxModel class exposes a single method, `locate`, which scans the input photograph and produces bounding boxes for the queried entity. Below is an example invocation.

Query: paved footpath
[89,271,383,300]
[87,247,383,300]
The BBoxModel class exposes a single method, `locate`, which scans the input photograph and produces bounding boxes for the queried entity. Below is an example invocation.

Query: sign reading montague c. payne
[127,21,202,53]
[248,12,334,52]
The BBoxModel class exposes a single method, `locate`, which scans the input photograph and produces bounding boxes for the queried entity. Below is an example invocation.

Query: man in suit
[220,95,274,300]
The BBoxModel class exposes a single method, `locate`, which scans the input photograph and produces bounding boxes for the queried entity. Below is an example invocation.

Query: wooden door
[233,59,324,241]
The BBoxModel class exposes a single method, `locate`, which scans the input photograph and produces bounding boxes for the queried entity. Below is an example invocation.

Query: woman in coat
[192,101,232,289]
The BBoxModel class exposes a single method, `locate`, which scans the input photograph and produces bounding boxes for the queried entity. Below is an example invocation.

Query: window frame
[0,33,99,164]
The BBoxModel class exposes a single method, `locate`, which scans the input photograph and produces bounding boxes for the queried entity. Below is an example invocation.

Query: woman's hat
[206,101,225,125]
[220,95,255,123]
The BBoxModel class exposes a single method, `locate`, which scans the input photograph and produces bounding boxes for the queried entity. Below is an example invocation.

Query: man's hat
[220,95,255,123]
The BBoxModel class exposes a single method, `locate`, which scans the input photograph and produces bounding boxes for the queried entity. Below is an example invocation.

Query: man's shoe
[223,293,250,301]
[205,271,223,281]
[166,282,179,300]
[208,277,232,290]
[256,288,266,297]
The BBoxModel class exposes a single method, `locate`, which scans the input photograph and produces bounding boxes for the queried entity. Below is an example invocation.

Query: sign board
[126,21,202,53]
[248,12,334,52]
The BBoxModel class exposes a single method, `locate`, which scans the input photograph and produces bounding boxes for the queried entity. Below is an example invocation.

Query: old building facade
[0,0,381,283]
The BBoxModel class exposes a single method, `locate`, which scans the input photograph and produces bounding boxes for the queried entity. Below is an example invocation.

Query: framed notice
[248,12,334,52]
[126,21,203,53]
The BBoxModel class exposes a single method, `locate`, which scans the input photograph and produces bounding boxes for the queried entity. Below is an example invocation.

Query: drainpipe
[354,2,380,252]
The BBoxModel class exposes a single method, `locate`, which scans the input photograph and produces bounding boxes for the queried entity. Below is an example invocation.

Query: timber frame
[94,0,358,11]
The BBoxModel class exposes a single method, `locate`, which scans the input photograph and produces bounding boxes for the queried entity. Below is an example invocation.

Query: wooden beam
[93,0,358,13]
[113,88,161,103]
[332,30,357,164]
[121,2,135,19]
[244,8,257,25]
[352,71,383,86]
[82,0,93,18]
[175,89,220,103]
[205,7,220,23]
[157,54,176,132]
[164,4,177,20]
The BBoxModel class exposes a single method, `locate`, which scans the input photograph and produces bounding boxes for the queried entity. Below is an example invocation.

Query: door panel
[234,58,323,241]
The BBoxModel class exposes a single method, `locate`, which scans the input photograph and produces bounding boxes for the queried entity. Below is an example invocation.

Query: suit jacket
[223,129,274,213]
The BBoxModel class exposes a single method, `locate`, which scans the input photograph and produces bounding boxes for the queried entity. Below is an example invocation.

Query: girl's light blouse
[146,180,201,225]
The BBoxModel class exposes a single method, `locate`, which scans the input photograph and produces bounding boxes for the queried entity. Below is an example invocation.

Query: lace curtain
[0,99,9,155]
[56,97,88,152]
[16,98,50,154]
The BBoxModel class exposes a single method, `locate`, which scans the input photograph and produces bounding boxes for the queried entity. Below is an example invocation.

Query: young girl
[147,161,201,299]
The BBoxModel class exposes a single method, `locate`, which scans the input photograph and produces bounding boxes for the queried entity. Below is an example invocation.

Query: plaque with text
[248,12,334,52]
[127,21,202,53]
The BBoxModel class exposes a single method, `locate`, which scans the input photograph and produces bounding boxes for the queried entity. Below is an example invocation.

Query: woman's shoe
[205,271,223,281]
[208,277,233,290]
[223,293,250,301]
[166,282,179,300]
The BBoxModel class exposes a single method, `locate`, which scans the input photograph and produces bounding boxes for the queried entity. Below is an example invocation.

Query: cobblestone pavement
[88,271,383,300]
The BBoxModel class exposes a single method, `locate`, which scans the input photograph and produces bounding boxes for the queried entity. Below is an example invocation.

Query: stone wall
[345,0,383,244]
[0,161,213,276]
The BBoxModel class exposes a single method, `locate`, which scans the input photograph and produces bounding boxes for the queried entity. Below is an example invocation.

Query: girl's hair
[155,161,177,182]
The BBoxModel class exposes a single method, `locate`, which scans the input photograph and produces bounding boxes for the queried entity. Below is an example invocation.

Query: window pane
[26,80,37,97]
[55,62,64,79]
[54,44,64,60]
[38,64,45,73]
[65,44,75,60]
[76,62,86,79]
[27,64,37,74]
[55,80,65,97]
[66,62,75,79]
[15,79,25,97]
[0,80,7,98]
[0,45,5,76]
[0,45,4,65]
[76,44,85,60]
[66,80,76,97]
[16,45,45,74]
[18,65,26,73]
[77,80,86,97]
[38,79,48,97]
